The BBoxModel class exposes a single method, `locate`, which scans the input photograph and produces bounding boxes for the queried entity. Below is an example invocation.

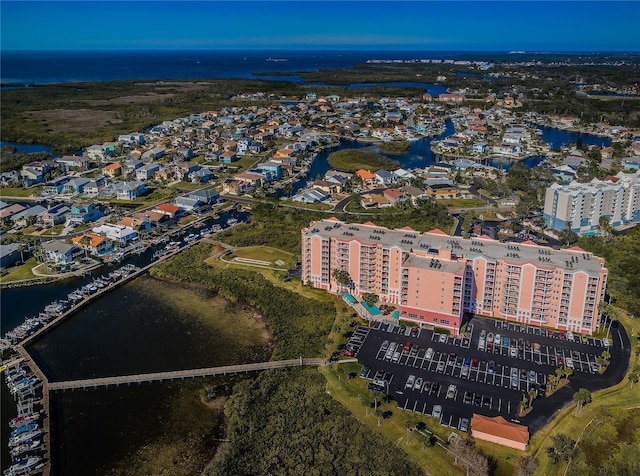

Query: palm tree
[596,356,607,370]
[601,349,611,363]
[555,367,565,381]
[371,390,385,412]
[563,367,574,381]
[332,268,350,293]
[405,417,418,444]
[573,388,592,414]
[547,374,558,392]
[528,389,537,409]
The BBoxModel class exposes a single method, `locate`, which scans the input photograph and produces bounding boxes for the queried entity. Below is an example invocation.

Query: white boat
[3,455,43,476]
[10,439,42,458]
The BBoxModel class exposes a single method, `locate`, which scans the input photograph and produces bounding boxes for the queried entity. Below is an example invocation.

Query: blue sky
[2,1,639,51]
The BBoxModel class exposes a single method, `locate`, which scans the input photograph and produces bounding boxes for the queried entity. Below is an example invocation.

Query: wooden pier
[48,358,327,391]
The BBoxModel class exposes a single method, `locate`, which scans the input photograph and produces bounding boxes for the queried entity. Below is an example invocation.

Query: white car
[446,384,457,399]
[439,334,447,343]
[432,404,442,419]
[405,375,416,389]
[425,348,434,359]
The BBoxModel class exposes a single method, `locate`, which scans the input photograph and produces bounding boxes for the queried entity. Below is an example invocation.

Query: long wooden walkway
[48,358,327,391]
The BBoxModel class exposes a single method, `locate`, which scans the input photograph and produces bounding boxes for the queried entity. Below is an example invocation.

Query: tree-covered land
[208,367,424,476]
[377,141,412,154]
[150,242,334,359]
[328,149,400,173]
[578,227,640,316]
[0,146,51,173]
[216,202,452,255]
[563,407,640,476]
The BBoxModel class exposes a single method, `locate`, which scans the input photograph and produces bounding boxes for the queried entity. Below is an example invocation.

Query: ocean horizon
[3,49,635,86]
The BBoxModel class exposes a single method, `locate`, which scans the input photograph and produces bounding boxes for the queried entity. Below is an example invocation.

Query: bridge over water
[48,357,334,391]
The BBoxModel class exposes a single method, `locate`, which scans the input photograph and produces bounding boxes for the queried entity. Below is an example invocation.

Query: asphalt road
[351,316,630,434]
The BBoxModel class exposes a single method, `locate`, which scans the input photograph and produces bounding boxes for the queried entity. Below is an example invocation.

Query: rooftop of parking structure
[303,219,606,275]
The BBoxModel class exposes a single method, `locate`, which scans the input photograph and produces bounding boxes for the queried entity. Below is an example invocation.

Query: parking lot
[348,316,629,433]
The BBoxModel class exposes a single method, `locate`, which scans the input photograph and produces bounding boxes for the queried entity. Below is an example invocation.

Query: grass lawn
[0,257,38,282]
[439,198,487,208]
[170,181,206,191]
[231,155,261,171]
[231,245,295,268]
[0,187,42,198]
[40,224,64,236]
[322,364,466,476]
[528,307,640,476]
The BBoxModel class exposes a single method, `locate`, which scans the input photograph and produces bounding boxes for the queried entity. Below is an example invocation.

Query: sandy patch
[82,93,174,105]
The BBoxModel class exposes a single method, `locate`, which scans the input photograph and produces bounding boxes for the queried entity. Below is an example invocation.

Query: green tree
[362,292,379,307]
[405,416,418,445]
[573,388,592,414]
[546,433,578,464]
[528,389,538,409]
[547,374,558,392]
[559,226,580,246]
[332,268,350,291]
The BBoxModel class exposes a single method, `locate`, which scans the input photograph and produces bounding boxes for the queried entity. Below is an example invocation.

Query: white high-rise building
[544,171,640,234]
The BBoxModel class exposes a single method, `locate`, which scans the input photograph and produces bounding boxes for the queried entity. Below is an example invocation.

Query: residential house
[292,188,329,204]
[131,211,167,227]
[189,189,220,205]
[236,138,252,156]
[402,185,429,205]
[356,169,377,187]
[56,156,90,172]
[85,145,107,162]
[114,182,145,201]
[204,151,221,162]
[92,224,138,247]
[41,204,70,227]
[117,216,151,231]
[71,233,113,255]
[622,157,640,170]
[219,151,238,163]
[0,170,23,187]
[123,159,144,173]
[174,196,203,212]
[234,172,265,187]
[259,161,282,180]
[61,177,90,195]
[393,168,416,182]
[0,243,22,270]
[20,167,45,186]
[141,147,165,162]
[361,193,391,208]
[102,162,122,178]
[426,181,459,197]
[0,204,26,225]
[174,162,201,181]
[41,240,82,265]
[375,170,395,186]
[42,176,70,196]
[10,205,47,227]
[83,177,107,197]
[176,147,194,160]
[118,133,146,145]
[135,163,161,181]
[383,188,407,206]
[66,202,101,226]
[154,203,181,219]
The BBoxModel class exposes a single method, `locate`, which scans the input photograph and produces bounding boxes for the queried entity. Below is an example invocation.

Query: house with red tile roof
[154,203,181,218]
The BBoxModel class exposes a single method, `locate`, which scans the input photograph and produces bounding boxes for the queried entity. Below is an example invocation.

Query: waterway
[0,141,53,155]
[537,125,612,150]
[1,211,262,474]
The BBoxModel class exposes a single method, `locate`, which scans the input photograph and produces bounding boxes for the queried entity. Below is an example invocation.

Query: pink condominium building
[302,218,608,336]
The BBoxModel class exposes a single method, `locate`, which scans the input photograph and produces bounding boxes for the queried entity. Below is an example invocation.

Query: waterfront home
[92,224,138,247]
[20,167,45,186]
[551,165,578,182]
[102,162,122,178]
[309,180,339,195]
[259,161,283,180]
[117,216,151,231]
[0,243,22,270]
[61,177,91,195]
[0,170,22,187]
[41,204,70,227]
[356,169,377,187]
[154,203,181,219]
[189,189,220,205]
[131,211,167,227]
[292,188,329,204]
[393,168,416,182]
[65,202,102,226]
[135,163,161,181]
[83,177,107,197]
[438,94,465,103]
[374,170,395,186]
[85,145,107,162]
[174,196,203,212]
[41,240,82,266]
[71,233,113,256]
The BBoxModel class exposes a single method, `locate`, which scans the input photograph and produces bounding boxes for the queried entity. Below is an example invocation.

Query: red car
[341,349,354,357]
[471,359,479,370]
[486,342,493,352]
[559,332,566,340]
[410,327,418,337]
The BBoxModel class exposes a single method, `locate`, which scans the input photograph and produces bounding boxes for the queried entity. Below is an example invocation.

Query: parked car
[471,359,479,370]
[414,377,423,391]
[463,391,472,404]
[410,327,418,337]
[437,361,445,372]
[459,418,469,432]
[392,351,401,362]
[511,367,519,388]
[528,370,537,382]
[502,336,509,347]
[422,381,432,393]
[439,334,447,343]
[410,344,419,356]
[425,348,434,359]
[405,375,416,389]
[360,366,370,378]
[494,334,501,345]
[432,404,442,419]
[446,384,457,399]
[488,360,496,373]
[381,340,390,351]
